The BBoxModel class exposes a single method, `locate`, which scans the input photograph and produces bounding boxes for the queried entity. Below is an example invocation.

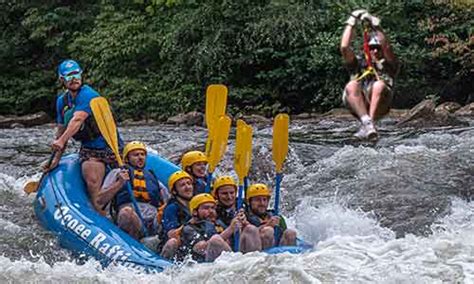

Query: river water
[0,117,473,283]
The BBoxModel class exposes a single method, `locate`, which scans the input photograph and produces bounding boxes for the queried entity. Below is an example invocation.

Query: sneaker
[353,122,378,141]
[353,124,369,140]
[365,122,378,141]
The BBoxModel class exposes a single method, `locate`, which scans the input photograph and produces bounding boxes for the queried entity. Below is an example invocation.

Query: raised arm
[340,25,357,65]
[341,9,367,65]
[374,28,399,67]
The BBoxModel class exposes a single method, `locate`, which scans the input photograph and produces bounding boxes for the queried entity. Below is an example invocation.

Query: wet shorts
[79,146,119,167]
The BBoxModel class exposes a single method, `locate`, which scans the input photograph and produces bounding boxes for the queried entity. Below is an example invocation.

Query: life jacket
[246,208,286,245]
[61,92,101,142]
[193,177,207,195]
[114,166,161,209]
[160,197,191,241]
[350,55,397,88]
[216,204,235,228]
[179,219,222,262]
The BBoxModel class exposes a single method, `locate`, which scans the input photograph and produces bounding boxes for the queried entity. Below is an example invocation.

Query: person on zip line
[211,176,261,252]
[160,170,194,259]
[99,141,168,240]
[340,10,400,140]
[181,150,208,194]
[245,183,297,249]
[45,59,124,213]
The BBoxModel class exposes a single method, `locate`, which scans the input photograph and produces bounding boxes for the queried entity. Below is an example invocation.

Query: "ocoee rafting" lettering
[53,206,131,262]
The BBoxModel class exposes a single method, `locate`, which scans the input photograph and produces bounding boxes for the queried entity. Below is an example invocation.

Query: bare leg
[260,226,275,250]
[369,80,392,121]
[280,229,297,246]
[192,240,208,258]
[344,80,369,119]
[239,225,261,253]
[82,158,106,214]
[161,238,180,259]
[117,206,142,239]
[205,235,231,262]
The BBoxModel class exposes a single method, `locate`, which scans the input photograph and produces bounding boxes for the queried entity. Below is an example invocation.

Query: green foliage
[0,0,472,119]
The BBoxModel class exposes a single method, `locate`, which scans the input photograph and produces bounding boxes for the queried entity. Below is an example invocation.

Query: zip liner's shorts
[342,80,393,118]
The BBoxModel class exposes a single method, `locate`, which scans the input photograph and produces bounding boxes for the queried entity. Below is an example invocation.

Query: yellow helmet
[168,170,192,191]
[181,151,208,169]
[123,141,147,161]
[246,183,271,201]
[189,193,216,213]
[211,176,237,197]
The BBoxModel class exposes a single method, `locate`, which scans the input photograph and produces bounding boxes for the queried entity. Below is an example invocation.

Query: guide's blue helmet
[58,60,83,78]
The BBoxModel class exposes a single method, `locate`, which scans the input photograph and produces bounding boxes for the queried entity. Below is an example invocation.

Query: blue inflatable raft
[34,153,312,273]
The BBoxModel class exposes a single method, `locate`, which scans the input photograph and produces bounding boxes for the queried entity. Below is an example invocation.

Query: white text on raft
[53,206,131,262]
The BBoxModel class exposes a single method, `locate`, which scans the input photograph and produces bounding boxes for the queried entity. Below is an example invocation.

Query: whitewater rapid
[0,120,472,283]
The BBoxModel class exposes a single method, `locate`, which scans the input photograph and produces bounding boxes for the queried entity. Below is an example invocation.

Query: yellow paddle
[205,114,231,193]
[205,84,228,156]
[233,119,253,251]
[234,119,253,187]
[90,97,148,236]
[272,113,289,215]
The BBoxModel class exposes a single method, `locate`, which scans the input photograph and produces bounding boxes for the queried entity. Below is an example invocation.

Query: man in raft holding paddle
[341,10,399,140]
[245,183,297,249]
[46,59,123,213]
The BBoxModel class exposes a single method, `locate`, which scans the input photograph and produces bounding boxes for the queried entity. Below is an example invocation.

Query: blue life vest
[161,198,191,238]
[194,178,207,195]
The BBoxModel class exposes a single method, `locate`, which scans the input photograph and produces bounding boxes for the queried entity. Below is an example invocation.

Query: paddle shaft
[273,173,283,216]
[37,152,57,189]
[233,183,245,251]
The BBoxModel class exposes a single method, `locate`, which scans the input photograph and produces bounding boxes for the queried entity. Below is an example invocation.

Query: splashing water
[0,121,472,283]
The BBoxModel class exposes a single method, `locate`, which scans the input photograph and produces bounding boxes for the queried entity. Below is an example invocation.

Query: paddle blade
[205,84,228,130]
[205,85,228,156]
[234,120,253,184]
[90,97,123,166]
[208,115,231,173]
[272,113,289,173]
[23,181,39,194]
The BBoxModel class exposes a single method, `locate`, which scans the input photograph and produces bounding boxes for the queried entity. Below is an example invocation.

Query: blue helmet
[58,59,83,78]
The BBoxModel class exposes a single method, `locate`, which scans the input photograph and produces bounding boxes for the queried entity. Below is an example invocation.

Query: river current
[0,117,473,283]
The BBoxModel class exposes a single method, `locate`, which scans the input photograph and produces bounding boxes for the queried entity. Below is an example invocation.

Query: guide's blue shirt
[56,84,122,149]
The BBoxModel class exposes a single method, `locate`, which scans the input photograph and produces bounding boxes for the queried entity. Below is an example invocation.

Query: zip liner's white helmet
[368,35,381,47]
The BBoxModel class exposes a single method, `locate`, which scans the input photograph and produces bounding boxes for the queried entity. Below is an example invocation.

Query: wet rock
[10,123,25,128]
[0,112,50,128]
[241,114,271,125]
[386,109,409,119]
[455,102,474,116]
[435,102,462,114]
[120,118,157,126]
[397,99,467,127]
[166,111,204,126]
[291,113,321,120]
[321,108,354,120]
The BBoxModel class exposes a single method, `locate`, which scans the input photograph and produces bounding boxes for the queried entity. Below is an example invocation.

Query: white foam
[1,198,472,283]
